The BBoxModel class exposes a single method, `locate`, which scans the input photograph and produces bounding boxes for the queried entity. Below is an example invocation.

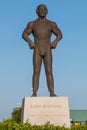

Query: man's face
[37,5,48,17]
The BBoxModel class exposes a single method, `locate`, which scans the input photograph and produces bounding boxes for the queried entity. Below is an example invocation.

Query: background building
[70,110,87,125]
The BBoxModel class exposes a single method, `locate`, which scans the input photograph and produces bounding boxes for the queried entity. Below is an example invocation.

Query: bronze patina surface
[22,4,62,96]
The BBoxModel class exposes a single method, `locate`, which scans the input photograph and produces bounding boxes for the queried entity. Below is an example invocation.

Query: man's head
[36,4,48,17]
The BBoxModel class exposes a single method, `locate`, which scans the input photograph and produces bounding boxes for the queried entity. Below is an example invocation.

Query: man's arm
[51,22,62,49]
[22,22,35,49]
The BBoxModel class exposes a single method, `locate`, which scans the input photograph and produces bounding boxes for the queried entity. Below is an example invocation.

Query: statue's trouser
[32,49,55,95]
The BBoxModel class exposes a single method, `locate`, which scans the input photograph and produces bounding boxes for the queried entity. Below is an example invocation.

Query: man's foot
[31,92,37,97]
[50,92,57,97]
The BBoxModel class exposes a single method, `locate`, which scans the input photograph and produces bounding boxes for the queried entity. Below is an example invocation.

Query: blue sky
[0,0,87,121]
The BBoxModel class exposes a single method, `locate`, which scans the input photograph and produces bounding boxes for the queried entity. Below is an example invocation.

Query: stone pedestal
[21,97,70,127]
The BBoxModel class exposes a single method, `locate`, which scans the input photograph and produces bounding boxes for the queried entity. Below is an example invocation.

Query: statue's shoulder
[47,19,55,23]
[46,19,57,26]
[27,19,38,27]
[27,20,35,26]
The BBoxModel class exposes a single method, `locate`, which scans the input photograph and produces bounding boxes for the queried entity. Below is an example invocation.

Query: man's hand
[28,42,35,49]
[51,42,57,49]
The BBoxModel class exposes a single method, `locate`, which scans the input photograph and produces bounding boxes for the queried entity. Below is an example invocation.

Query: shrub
[0,119,87,130]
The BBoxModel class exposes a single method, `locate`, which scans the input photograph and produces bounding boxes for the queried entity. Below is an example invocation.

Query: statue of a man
[22,4,62,96]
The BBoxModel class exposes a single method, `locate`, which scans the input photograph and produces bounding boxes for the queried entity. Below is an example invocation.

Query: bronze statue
[22,4,62,96]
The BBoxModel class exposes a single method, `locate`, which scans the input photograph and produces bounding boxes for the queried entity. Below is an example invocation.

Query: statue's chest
[33,22,51,35]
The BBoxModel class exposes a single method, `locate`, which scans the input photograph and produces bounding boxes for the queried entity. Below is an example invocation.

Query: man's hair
[36,4,48,14]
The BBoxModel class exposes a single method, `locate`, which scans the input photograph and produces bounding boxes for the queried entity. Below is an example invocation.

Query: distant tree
[11,107,21,123]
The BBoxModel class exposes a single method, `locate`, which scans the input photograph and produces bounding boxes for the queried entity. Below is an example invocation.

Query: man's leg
[32,50,42,96]
[44,52,56,96]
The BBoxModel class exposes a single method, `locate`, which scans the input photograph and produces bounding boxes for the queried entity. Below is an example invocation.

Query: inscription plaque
[21,97,70,127]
